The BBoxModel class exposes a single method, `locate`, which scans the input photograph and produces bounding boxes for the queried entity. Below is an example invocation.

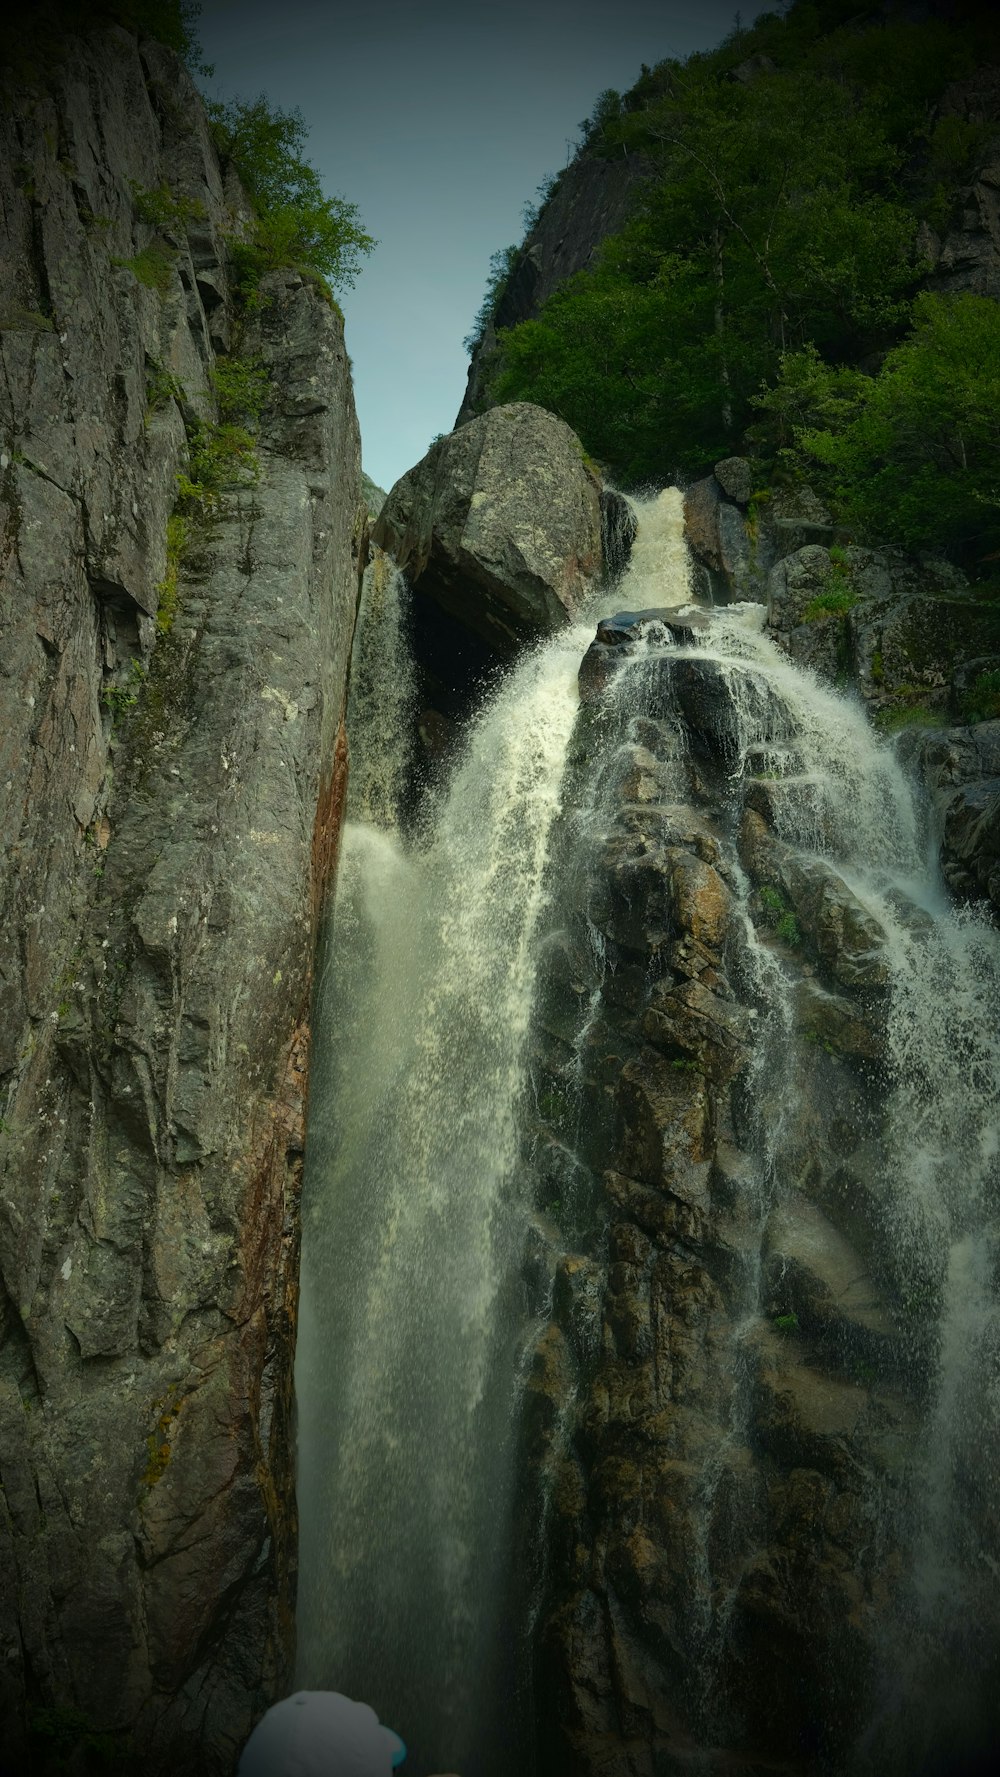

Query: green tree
[491,60,918,484]
[792,294,1000,563]
[209,95,375,295]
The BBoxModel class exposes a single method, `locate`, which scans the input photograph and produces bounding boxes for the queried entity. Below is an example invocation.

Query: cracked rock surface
[1,23,361,1772]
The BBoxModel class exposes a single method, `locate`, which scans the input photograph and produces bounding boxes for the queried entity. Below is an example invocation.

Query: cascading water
[296,490,1000,1776]
[295,544,620,1772]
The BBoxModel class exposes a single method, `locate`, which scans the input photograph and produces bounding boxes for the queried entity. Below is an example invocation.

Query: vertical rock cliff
[0,20,361,1771]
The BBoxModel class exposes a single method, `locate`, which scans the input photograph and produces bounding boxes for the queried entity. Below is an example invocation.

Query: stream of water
[296,498,1000,1775]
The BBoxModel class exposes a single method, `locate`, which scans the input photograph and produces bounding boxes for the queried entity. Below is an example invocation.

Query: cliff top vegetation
[476,0,1000,572]
[1,1,374,306]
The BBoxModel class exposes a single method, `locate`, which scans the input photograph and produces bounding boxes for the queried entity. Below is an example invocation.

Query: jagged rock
[669,657,793,777]
[668,851,731,949]
[744,773,836,854]
[767,544,1000,719]
[740,810,890,990]
[0,26,360,1772]
[902,721,1000,917]
[616,1050,714,1210]
[374,403,602,660]
[643,977,752,1085]
[578,607,710,700]
[521,474,989,1777]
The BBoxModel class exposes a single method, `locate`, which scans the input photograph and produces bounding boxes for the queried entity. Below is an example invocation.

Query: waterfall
[295,566,615,1770]
[297,486,1000,1776]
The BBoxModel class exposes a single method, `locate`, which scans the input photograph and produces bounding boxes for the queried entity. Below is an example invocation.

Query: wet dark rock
[578,608,710,702]
[600,488,638,584]
[762,1198,898,1369]
[643,978,752,1086]
[740,810,890,990]
[903,721,1000,919]
[670,657,792,778]
[792,979,882,1063]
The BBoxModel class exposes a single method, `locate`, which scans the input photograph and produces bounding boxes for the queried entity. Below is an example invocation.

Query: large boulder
[374,403,602,661]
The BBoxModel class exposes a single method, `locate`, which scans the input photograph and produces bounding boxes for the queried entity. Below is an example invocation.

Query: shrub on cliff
[208,94,374,298]
[480,1,998,495]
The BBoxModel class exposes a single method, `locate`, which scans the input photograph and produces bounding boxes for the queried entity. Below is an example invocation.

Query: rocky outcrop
[766,544,999,717]
[683,464,850,607]
[374,403,602,703]
[762,543,1000,919]
[919,67,1000,299]
[0,23,361,1773]
[517,613,940,1776]
[902,720,1000,918]
[457,150,651,424]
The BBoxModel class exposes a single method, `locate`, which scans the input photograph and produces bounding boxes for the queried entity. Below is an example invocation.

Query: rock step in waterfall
[296,407,1000,1777]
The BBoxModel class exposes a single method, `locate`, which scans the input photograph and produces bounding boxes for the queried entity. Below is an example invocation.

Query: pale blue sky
[198,1,758,493]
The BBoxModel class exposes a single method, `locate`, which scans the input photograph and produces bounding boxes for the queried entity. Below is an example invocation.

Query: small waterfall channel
[296,494,1000,1775]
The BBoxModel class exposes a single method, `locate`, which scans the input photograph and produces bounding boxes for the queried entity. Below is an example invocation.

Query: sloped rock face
[515,616,942,1777]
[374,403,602,699]
[0,26,361,1774]
[457,150,651,425]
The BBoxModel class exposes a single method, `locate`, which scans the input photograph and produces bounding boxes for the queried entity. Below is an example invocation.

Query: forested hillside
[472,0,1000,575]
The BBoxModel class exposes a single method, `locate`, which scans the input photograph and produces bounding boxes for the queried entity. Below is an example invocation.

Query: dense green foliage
[208,95,375,298]
[760,294,1000,560]
[482,0,1000,551]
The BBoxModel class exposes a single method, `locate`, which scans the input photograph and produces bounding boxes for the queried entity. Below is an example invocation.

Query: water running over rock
[297,487,1000,1776]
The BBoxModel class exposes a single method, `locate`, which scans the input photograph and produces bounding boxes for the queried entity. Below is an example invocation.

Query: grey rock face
[683,469,763,602]
[0,25,360,1773]
[712,455,752,505]
[763,545,1000,920]
[374,403,602,661]
[768,544,999,716]
[903,721,1000,917]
